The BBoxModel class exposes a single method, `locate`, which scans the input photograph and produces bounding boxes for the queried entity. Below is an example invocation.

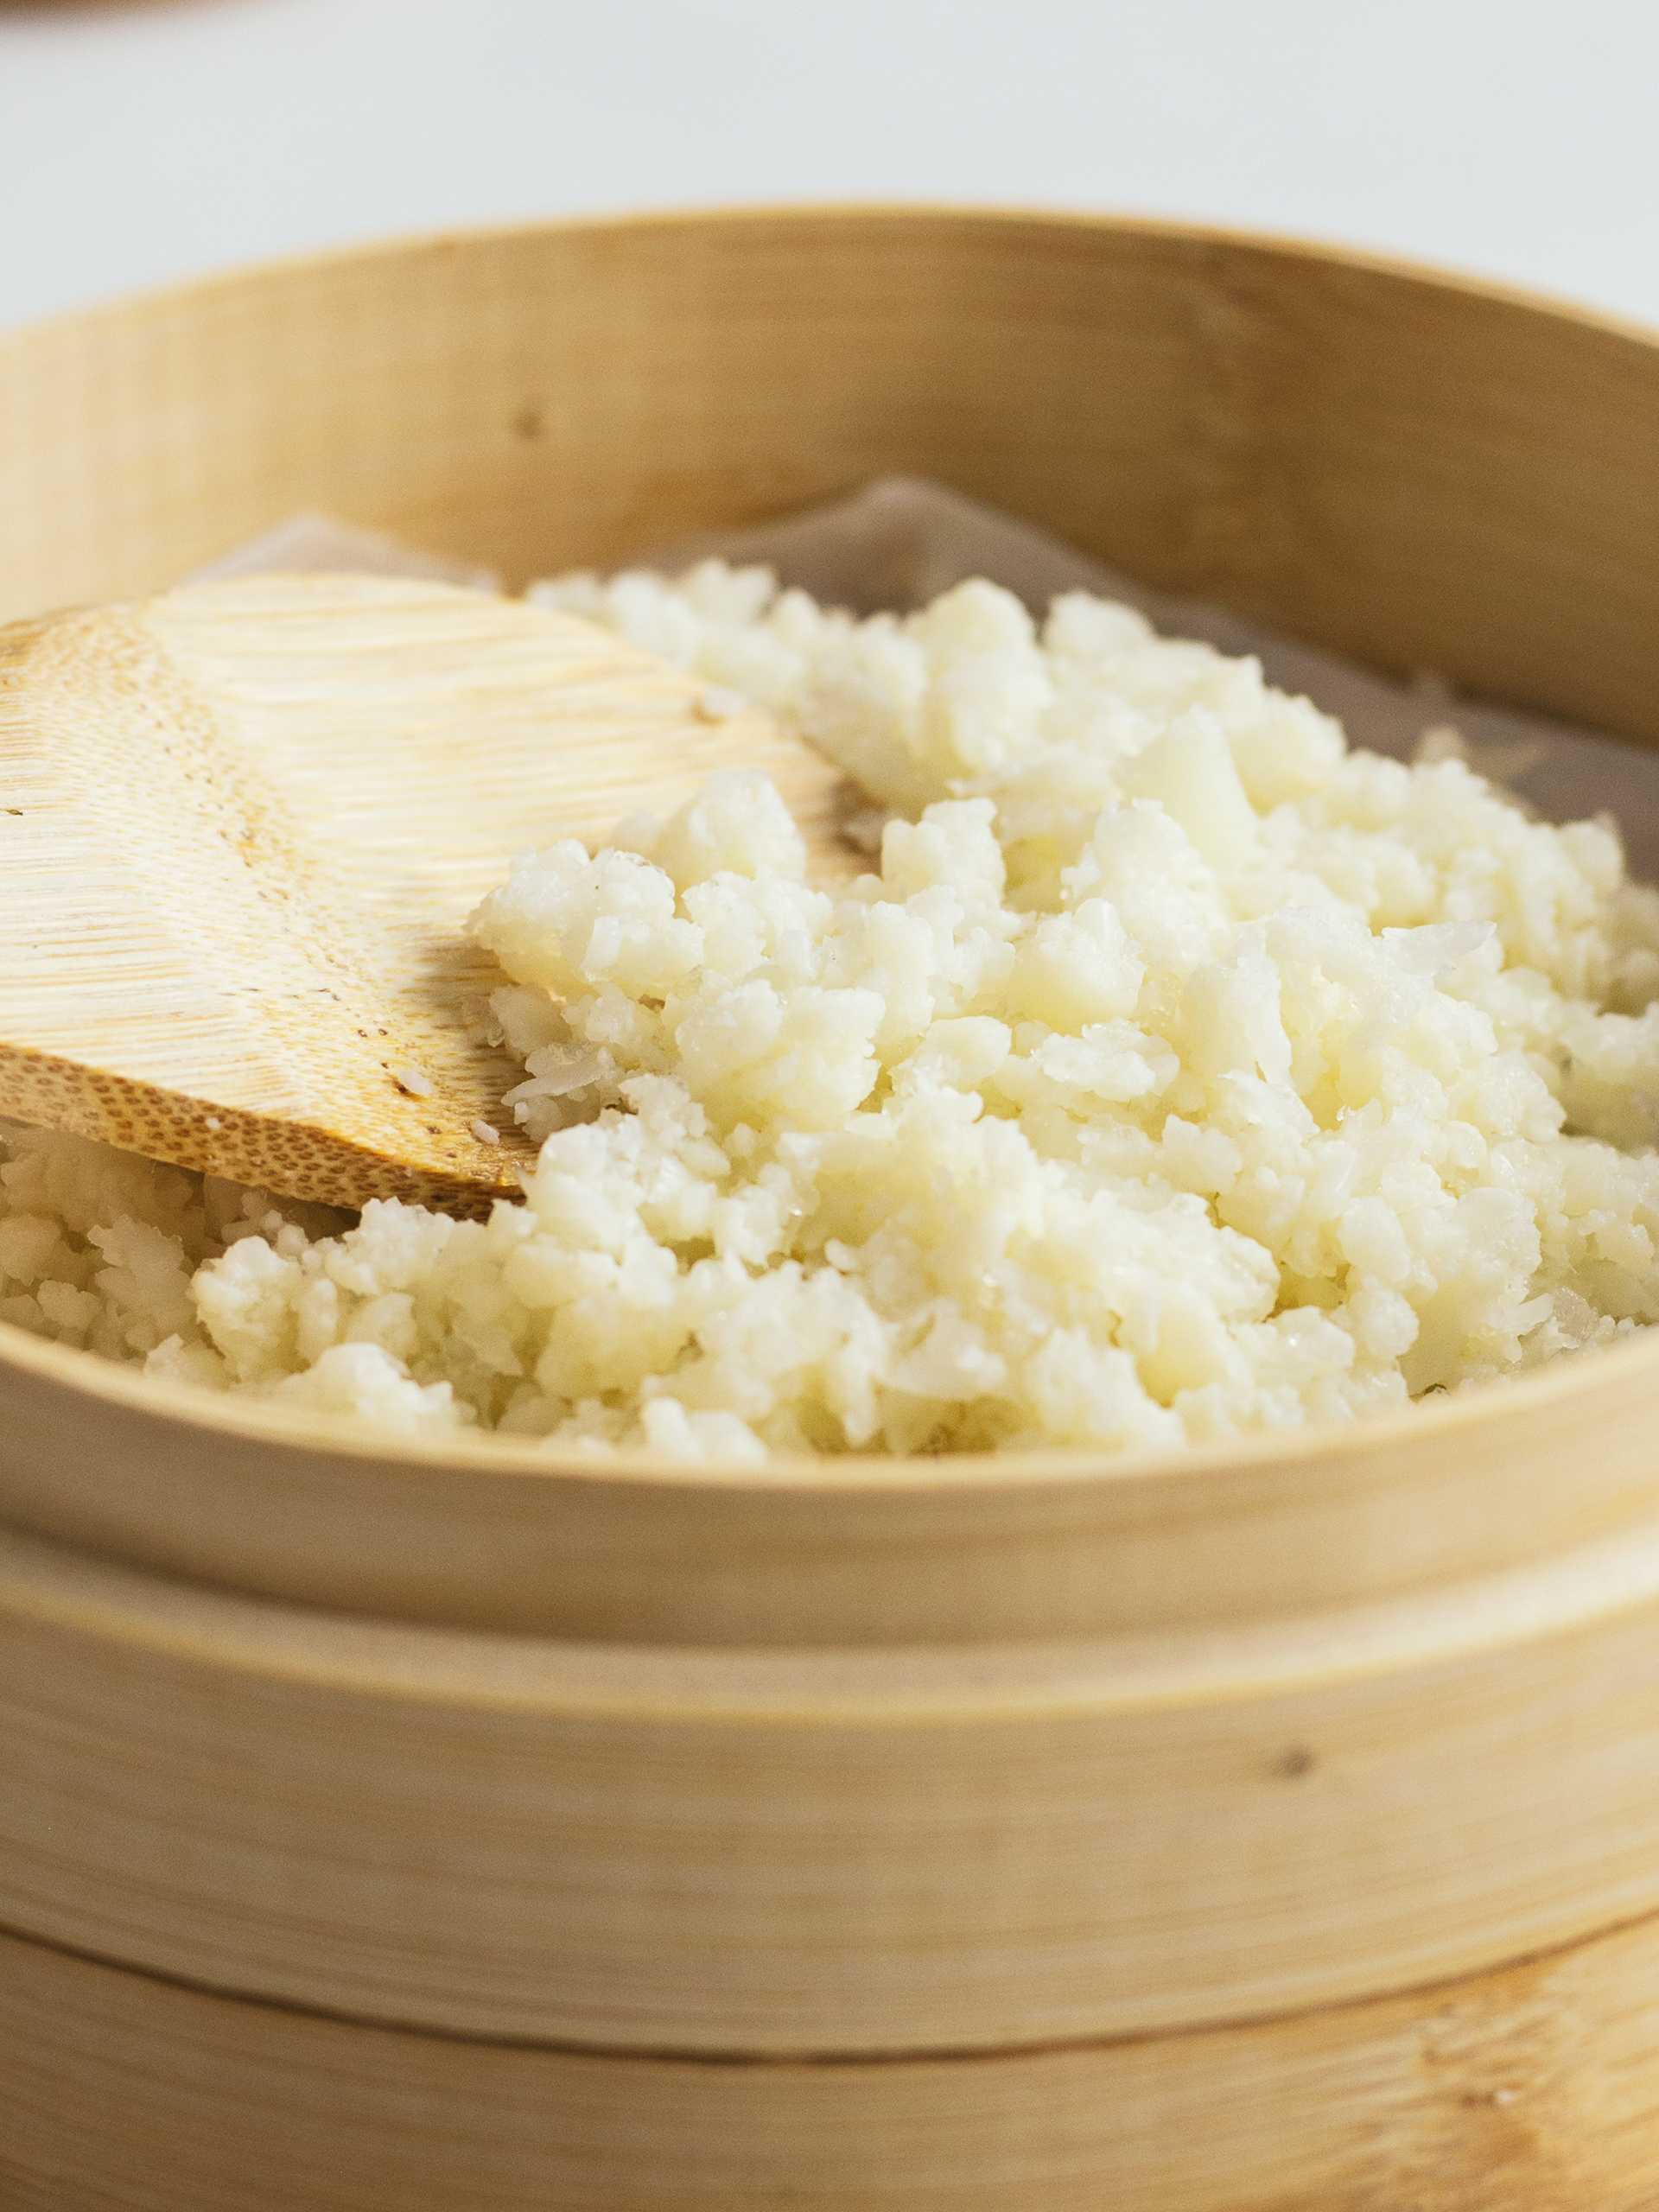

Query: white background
[1,0,1656,340]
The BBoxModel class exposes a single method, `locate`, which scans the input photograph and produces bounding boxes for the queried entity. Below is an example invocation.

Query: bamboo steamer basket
[4,209,1659,2208]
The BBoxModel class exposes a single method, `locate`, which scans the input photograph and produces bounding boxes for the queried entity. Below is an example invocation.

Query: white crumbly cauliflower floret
[0,1119,352,1387]
[9,569,1659,1456]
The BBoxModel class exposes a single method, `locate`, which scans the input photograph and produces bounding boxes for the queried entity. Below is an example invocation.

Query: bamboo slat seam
[11,1900,1656,2071]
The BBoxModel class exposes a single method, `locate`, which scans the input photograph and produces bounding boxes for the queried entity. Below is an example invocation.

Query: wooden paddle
[0,572,852,1212]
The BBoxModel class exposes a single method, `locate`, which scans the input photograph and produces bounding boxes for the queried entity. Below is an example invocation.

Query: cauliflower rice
[8,565,1659,1460]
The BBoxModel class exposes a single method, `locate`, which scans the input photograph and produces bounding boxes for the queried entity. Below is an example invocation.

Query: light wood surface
[6,213,1659,752]
[6,209,1659,2202]
[0,571,849,1210]
[8,1907,1659,2212]
[7,1284,1659,1649]
[9,1516,1659,2054]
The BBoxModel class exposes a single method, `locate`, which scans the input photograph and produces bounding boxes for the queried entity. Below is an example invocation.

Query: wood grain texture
[7,1293,1659,1648]
[0,571,849,1209]
[6,210,1659,2199]
[8,1909,1659,2212]
[5,213,1659,747]
[9,1519,1659,2055]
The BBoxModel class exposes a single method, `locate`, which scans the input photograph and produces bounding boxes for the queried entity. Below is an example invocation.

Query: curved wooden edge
[5,1300,1659,1643]
[9,1520,1659,2053]
[9,208,1659,733]
[10,1281,1659,1491]
[8,1904,1659,2212]
[4,200,1656,394]
[6,203,1659,1630]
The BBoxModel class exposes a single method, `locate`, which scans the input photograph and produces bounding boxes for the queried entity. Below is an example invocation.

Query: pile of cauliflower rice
[8,565,1659,1460]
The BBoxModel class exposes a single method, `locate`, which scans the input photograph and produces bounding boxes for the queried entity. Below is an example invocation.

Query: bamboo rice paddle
[0,570,852,1211]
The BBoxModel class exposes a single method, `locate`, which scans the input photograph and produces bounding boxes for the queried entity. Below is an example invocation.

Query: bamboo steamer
[4,209,1659,2207]
[9,1914,1659,2212]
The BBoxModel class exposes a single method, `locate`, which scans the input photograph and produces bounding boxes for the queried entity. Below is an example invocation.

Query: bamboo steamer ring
[5,209,1659,2204]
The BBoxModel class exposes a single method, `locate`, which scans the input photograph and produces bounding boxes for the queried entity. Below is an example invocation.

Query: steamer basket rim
[4,201,1656,1508]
